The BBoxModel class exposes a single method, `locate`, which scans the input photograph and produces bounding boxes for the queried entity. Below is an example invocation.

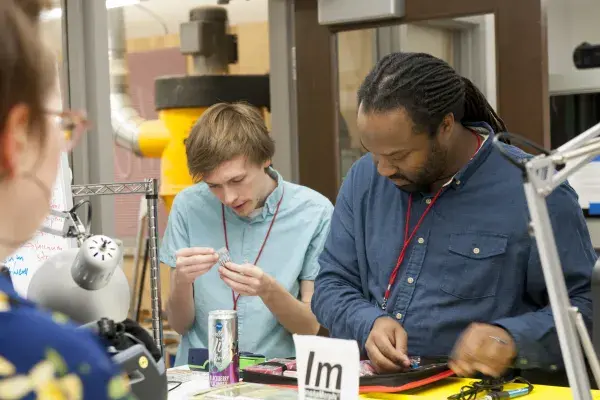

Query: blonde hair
[185,102,275,180]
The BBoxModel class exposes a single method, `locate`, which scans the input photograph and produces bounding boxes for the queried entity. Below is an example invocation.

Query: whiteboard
[3,153,75,297]
[2,65,75,297]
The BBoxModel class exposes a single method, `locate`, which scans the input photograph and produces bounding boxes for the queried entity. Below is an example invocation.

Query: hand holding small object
[174,247,219,285]
[216,247,232,267]
[219,262,273,297]
[449,322,517,378]
[365,317,411,373]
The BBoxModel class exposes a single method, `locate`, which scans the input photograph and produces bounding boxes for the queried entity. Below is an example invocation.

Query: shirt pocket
[440,232,508,300]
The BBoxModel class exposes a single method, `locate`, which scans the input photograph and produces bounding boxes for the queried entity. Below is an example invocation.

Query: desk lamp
[26,201,168,400]
[28,235,130,325]
[493,127,600,400]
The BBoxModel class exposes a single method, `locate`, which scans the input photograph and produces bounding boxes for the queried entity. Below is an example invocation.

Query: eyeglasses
[47,110,89,152]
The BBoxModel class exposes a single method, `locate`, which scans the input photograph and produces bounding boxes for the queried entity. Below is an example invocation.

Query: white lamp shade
[28,248,131,325]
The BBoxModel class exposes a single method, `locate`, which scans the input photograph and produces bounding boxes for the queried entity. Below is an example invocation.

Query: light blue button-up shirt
[160,168,333,366]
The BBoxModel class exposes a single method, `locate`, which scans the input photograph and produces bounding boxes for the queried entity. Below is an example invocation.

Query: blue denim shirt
[161,168,333,366]
[312,123,597,370]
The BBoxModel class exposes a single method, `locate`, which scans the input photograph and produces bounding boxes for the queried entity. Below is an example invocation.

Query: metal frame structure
[58,0,164,354]
[268,0,300,183]
[71,179,164,355]
[499,124,600,399]
[41,208,87,244]
[372,25,402,61]
[451,16,496,108]
[62,0,116,237]
[130,199,149,323]
[369,17,494,103]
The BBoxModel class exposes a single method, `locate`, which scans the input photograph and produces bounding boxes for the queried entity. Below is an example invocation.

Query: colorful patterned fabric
[0,275,135,400]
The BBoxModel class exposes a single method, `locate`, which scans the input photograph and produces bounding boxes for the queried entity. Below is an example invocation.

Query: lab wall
[545,0,600,248]
[459,0,600,99]
[547,0,600,82]
[41,0,600,249]
[468,0,600,247]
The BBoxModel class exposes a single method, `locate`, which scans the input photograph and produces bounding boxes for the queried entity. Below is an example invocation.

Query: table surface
[167,366,211,400]
[167,366,600,400]
[362,378,600,400]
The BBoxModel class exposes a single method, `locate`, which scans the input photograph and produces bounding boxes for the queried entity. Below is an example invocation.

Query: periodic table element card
[293,335,360,400]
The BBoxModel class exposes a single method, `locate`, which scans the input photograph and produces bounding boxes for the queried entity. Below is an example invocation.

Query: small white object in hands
[216,247,231,267]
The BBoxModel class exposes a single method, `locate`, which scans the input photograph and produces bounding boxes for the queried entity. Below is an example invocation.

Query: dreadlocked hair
[358,52,507,136]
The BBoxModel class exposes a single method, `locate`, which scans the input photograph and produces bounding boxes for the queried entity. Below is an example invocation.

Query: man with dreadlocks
[312,52,597,380]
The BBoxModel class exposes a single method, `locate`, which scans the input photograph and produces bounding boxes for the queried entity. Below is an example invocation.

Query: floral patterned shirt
[0,275,135,400]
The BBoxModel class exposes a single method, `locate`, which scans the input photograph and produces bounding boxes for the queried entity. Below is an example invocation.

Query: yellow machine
[111,5,270,212]
[135,109,203,212]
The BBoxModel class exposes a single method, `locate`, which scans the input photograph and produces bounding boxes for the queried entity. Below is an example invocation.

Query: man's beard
[393,140,449,194]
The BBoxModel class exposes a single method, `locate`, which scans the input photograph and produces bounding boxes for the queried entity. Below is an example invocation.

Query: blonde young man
[161,102,333,366]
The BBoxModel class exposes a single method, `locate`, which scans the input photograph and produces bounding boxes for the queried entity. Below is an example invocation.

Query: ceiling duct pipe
[107,7,145,156]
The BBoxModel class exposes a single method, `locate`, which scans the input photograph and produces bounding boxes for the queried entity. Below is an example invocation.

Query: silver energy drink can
[208,310,239,387]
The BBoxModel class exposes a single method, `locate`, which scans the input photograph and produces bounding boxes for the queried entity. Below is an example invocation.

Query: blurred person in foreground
[0,1,134,398]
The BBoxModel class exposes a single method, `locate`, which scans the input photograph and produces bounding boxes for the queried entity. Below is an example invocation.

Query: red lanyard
[222,187,285,310]
[381,132,483,311]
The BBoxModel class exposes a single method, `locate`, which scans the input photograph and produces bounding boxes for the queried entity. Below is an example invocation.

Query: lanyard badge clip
[381,299,387,311]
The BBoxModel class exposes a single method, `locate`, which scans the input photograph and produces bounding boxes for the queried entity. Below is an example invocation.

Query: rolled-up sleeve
[493,183,597,370]
[159,195,190,268]
[311,165,386,350]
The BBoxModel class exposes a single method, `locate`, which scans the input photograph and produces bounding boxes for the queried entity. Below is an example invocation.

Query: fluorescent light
[106,0,141,8]
[40,7,62,21]
[40,0,140,21]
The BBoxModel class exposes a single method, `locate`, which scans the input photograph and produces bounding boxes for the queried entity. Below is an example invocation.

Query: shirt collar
[227,167,284,223]
[263,167,284,216]
[445,121,495,191]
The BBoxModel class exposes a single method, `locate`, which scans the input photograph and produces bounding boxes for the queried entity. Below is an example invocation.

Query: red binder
[242,357,454,394]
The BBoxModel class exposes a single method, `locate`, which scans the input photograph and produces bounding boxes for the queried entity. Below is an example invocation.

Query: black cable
[121,319,162,363]
[494,132,551,155]
[482,377,533,399]
[492,131,558,179]
[447,377,533,400]
[135,238,150,323]
[447,377,506,400]
[69,199,92,234]
[91,318,162,363]
[167,381,182,392]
